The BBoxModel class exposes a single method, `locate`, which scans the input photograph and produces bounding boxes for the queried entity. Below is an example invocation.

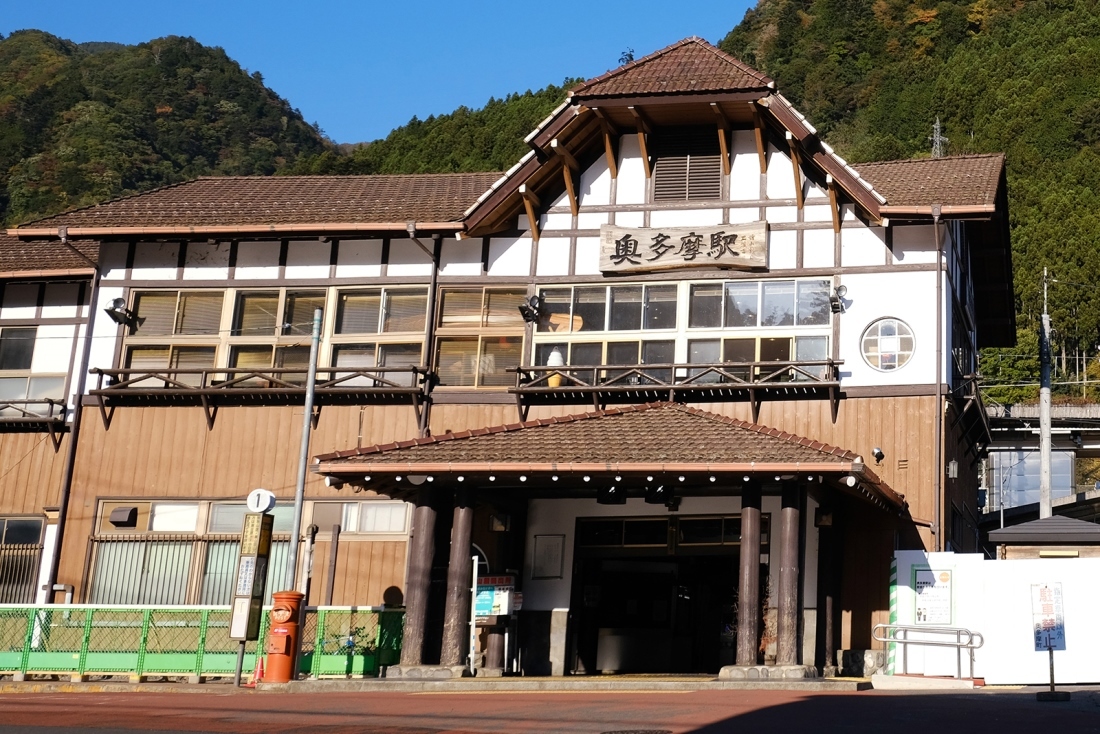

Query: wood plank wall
[306,540,407,606]
[0,432,68,515]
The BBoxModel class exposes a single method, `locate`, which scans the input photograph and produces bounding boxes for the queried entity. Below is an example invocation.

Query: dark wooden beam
[749,103,767,174]
[628,106,653,179]
[827,177,842,234]
[776,483,801,665]
[592,109,620,179]
[519,185,541,242]
[551,139,580,216]
[711,103,732,176]
[787,132,804,209]
[399,488,438,667]
[736,480,762,666]
[440,488,475,667]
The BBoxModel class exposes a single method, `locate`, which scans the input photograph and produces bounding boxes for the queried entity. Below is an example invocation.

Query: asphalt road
[1,687,1098,734]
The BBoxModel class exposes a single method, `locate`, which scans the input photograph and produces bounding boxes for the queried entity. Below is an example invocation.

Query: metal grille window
[0,516,44,603]
[652,126,723,201]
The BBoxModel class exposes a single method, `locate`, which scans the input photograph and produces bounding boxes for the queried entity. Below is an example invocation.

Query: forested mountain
[0,30,327,226]
[719,0,1100,403]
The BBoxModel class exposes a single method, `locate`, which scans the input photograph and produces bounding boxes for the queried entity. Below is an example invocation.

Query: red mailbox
[264,590,304,683]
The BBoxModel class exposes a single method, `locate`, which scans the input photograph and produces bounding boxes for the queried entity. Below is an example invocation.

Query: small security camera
[872,447,885,463]
[323,475,345,490]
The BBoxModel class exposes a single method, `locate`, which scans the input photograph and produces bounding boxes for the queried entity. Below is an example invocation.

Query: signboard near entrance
[475,575,515,619]
[599,223,767,274]
[1031,582,1067,651]
[914,568,952,624]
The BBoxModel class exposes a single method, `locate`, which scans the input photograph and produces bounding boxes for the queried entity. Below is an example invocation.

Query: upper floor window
[652,126,723,201]
[232,290,325,337]
[688,280,830,329]
[335,288,428,335]
[434,288,526,388]
[0,326,65,403]
[862,318,915,371]
[132,291,224,336]
[538,285,678,333]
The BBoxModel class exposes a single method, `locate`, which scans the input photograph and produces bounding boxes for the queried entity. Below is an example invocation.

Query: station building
[0,37,1013,676]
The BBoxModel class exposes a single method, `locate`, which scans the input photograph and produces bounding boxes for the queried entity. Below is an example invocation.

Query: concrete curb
[0,677,873,694]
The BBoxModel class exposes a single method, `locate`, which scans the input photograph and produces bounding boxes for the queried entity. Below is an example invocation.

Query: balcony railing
[89,366,430,429]
[510,360,842,423]
[0,400,68,444]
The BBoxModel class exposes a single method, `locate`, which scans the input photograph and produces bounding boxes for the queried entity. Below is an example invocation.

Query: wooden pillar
[399,488,438,666]
[814,506,837,675]
[776,483,801,665]
[736,480,761,666]
[440,488,475,667]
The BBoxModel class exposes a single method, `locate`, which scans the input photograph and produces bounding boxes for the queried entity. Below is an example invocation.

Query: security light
[103,297,137,327]
[829,285,848,314]
[517,295,543,323]
[597,485,626,505]
[872,447,885,463]
[323,476,345,490]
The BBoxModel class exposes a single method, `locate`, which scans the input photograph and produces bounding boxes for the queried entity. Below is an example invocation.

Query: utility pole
[1039,268,1053,519]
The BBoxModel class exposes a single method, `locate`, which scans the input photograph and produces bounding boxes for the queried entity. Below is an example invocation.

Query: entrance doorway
[568,514,769,674]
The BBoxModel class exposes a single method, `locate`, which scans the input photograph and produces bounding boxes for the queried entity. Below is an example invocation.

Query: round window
[861,318,915,371]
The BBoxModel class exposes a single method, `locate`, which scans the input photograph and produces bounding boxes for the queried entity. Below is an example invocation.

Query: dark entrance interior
[569,515,768,674]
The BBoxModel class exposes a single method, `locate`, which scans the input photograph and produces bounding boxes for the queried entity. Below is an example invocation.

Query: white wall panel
[535,237,570,276]
[650,209,723,228]
[487,236,532,276]
[803,229,835,269]
[838,270,937,387]
[439,238,482,276]
[803,205,833,222]
[768,230,797,270]
[806,182,828,199]
[730,131,760,201]
[766,145,796,199]
[335,239,383,278]
[892,225,938,265]
[31,324,74,373]
[576,212,608,229]
[579,155,612,206]
[574,237,600,275]
[182,242,230,280]
[616,135,647,205]
[1,284,39,320]
[841,227,888,267]
[131,243,178,280]
[41,283,81,318]
[234,241,281,279]
[615,211,644,227]
[285,241,330,279]
[541,212,572,230]
[99,242,129,281]
[387,239,434,277]
[766,206,798,224]
[86,286,123,376]
[728,207,760,224]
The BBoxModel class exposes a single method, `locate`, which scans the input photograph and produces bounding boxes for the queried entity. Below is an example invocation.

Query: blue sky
[1,0,755,143]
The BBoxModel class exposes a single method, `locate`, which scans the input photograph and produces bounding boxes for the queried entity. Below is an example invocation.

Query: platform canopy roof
[313,402,905,511]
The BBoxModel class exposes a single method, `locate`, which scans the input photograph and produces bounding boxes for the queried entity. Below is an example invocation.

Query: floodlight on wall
[829,285,848,314]
[597,485,626,505]
[103,297,137,327]
[517,295,543,323]
[645,485,671,505]
[323,475,345,490]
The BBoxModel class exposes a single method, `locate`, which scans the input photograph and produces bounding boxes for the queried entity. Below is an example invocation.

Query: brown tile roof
[0,233,98,275]
[317,402,859,466]
[570,37,773,100]
[13,173,503,233]
[855,154,1005,210]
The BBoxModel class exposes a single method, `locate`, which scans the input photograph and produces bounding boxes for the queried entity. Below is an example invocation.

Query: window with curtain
[433,288,525,388]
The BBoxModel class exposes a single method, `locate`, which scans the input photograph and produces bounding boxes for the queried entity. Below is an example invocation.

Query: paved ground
[0,686,1098,734]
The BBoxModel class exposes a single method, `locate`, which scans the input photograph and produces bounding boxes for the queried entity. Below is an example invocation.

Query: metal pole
[469,554,478,676]
[932,209,944,551]
[233,641,246,687]
[285,307,322,590]
[1048,645,1055,693]
[1040,268,1053,519]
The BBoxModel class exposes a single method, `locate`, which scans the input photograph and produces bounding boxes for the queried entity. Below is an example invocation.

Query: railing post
[195,609,209,678]
[313,608,327,679]
[135,609,152,680]
[77,608,94,679]
[19,607,35,677]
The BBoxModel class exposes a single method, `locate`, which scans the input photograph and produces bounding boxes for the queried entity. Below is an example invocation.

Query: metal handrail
[511,359,842,390]
[0,399,67,421]
[872,623,985,679]
[90,366,429,393]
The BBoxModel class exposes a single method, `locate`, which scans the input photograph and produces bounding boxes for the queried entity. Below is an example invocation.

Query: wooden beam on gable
[786,132,804,209]
[711,103,732,176]
[551,139,580,217]
[749,103,767,174]
[592,109,620,179]
[827,175,841,234]
[628,106,653,179]
[519,184,541,242]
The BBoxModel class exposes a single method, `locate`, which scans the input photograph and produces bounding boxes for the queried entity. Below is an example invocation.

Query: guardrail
[0,604,403,681]
[872,623,984,679]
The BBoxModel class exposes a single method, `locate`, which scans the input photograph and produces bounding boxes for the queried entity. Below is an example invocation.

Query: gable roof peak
[570,36,774,100]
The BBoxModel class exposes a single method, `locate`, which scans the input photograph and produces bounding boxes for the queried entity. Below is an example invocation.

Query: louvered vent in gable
[652,126,722,202]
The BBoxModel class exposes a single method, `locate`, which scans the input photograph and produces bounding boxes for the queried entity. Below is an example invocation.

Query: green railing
[0,605,403,680]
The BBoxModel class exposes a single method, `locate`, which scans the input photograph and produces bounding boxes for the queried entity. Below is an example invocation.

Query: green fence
[0,605,403,680]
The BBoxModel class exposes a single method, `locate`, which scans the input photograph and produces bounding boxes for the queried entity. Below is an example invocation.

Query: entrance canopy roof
[313,402,905,511]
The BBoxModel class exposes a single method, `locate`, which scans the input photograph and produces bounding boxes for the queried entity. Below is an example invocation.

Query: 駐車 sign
[1031,582,1067,651]
[599,223,767,274]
